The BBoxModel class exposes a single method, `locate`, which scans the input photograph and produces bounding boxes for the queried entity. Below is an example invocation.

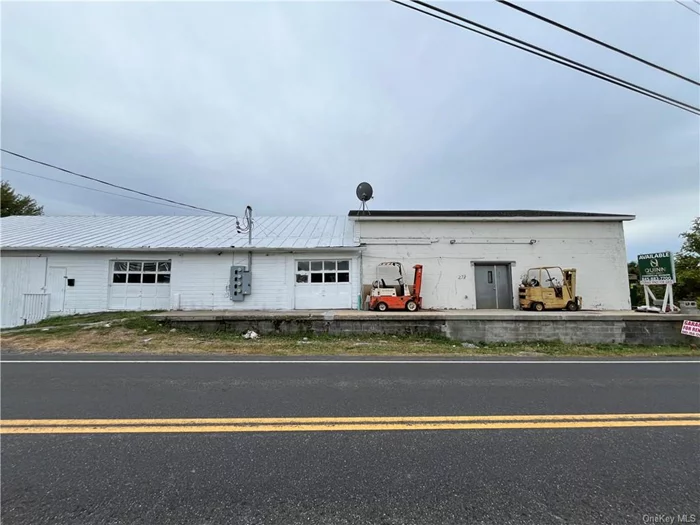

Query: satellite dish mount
[356,182,373,213]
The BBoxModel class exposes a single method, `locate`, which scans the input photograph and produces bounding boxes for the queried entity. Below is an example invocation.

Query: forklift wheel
[533,302,545,312]
[405,300,418,312]
[376,302,388,312]
[566,301,579,311]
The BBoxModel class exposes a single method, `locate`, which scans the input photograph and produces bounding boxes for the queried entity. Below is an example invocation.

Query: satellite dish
[356,182,373,213]
[356,182,373,202]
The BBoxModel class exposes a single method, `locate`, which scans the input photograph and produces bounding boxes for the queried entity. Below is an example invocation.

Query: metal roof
[0,215,357,251]
[348,209,635,220]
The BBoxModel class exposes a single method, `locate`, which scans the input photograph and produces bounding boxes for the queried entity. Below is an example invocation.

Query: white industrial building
[0,210,634,327]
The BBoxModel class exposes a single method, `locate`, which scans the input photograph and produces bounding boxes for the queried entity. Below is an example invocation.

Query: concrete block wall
[444,320,629,344]
[159,313,697,345]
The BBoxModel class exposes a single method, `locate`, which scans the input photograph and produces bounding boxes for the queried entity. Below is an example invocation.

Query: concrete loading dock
[151,309,699,345]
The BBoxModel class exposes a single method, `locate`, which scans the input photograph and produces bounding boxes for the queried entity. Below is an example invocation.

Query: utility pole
[247,206,253,272]
[247,206,252,246]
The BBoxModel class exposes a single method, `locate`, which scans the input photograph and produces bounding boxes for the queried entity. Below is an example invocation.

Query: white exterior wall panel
[30,252,180,315]
[357,220,630,310]
[173,252,291,310]
[1,250,361,326]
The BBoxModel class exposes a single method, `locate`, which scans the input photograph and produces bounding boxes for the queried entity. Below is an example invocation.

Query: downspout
[358,250,363,310]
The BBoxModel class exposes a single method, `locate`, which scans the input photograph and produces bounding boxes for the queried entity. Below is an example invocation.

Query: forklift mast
[563,269,576,296]
[413,265,424,303]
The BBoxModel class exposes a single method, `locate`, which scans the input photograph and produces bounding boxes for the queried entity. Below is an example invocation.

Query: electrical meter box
[229,265,252,301]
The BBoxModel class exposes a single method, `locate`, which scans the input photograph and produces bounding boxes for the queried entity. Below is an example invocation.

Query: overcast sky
[2,1,698,258]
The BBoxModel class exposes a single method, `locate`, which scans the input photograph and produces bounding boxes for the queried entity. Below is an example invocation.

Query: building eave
[348,215,636,222]
[0,246,361,253]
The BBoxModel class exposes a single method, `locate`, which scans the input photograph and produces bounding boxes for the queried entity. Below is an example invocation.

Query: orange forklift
[369,262,424,312]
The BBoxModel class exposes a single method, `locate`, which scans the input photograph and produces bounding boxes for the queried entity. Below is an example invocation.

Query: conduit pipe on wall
[448,239,537,245]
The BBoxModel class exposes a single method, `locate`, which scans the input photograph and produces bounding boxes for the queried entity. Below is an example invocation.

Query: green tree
[1,181,44,217]
[627,261,643,307]
[674,218,700,302]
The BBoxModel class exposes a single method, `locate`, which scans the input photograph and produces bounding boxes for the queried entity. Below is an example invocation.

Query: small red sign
[681,320,700,338]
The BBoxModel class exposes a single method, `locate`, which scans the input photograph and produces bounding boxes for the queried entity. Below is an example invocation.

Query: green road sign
[637,251,675,285]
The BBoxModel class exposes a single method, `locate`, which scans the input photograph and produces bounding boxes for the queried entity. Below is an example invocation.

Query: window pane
[310,261,322,271]
[157,274,171,284]
[143,262,157,272]
[324,273,336,283]
[311,273,323,283]
[297,261,309,272]
[158,262,171,272]
[296,274,308,283]
[142,273,156,284]
[112,273,126,283]
[128,262,142,272]
[337,261,349,271]
[127,273,141,283]
[114,261,127,272]
[324,261,336,271]
[337,272,350,283]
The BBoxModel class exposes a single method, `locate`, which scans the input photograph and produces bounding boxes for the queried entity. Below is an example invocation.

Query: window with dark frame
[296,259,350,285]
[111,260,171,284]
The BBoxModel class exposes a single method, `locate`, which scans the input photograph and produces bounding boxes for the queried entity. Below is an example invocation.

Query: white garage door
[108,260,171,311]
[294,259,352,309]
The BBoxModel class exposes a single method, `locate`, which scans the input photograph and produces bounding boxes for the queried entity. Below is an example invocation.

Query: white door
[108,260,171,311]
[47,267,67,313]
[0,256,48,328]
[294,259,352,309]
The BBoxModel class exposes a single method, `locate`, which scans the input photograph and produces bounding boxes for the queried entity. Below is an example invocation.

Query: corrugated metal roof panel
[0,216,358,250]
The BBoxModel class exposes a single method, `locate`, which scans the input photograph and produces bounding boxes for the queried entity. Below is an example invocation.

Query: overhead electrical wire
[673,0,700,15]
[391,0,700,116]
[395,0,700,114]
[236,206,256,235]
[7,163,272,240]
[0,149,237,217]
[1,166,199,212]
[495,0,700,86]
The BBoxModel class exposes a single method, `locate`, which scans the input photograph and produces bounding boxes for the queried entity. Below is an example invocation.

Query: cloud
[2,1,698,256]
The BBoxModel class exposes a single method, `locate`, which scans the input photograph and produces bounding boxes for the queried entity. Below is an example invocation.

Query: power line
[0,149,237,216]
[691,0,700,6]
[673,0,700,15]
[391,0,700,115]
[496,0,700,86]
[1,166,196,212]
[400,0,700,114]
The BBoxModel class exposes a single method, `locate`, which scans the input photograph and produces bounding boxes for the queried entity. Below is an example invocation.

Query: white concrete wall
[356,220,631,310]
[1,250,361,326]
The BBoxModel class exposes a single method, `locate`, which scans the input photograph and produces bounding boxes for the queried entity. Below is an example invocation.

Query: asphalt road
[1,355,699,524]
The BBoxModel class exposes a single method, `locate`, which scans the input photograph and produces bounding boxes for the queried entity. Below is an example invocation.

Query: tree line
[628,218,699,305]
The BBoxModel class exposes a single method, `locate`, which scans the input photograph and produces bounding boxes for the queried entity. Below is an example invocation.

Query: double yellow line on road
[1,413,699,434]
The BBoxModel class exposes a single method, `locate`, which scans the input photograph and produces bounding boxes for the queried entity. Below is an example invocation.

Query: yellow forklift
[519,267,582,311]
